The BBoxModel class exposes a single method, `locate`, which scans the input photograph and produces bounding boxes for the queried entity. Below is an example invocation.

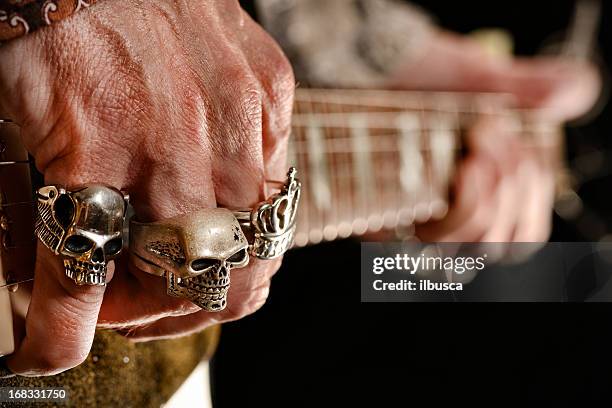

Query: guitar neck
[288,88,560,247]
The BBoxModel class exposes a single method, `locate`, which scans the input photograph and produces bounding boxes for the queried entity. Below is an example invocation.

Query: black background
[213,1,612,406]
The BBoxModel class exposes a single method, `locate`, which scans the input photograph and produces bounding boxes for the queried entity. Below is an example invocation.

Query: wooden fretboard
[289,88,562,246]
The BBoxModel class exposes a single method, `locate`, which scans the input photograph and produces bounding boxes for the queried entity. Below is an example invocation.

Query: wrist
[0,0,102,44]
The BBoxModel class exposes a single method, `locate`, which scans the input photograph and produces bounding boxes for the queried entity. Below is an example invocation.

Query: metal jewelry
[35,184,129,286]
[130,208,250,312]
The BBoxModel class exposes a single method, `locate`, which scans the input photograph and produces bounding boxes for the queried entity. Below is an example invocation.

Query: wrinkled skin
[0,0,294,376]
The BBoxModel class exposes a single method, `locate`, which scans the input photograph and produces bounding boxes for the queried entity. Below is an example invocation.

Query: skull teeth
[171,274,229,297]
[72,260,105,271]
[178,277,229,289]
[64,260,107,285]
[167,273,229,311]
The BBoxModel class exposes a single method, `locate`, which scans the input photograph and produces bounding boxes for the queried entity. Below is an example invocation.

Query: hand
[0,0,294,375]
[388,31,601,243]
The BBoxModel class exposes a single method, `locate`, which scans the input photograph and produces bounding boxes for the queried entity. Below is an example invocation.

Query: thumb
[6,244,112,376]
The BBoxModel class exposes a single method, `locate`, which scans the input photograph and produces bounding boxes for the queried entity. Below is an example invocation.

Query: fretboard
[289,88,561,246]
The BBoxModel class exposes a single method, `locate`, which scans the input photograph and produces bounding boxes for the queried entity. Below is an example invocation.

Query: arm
[259,0,601,243]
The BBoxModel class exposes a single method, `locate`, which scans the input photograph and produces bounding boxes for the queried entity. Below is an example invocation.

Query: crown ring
[233,167,301,260]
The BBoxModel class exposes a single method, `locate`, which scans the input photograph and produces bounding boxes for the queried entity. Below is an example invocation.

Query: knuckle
[250,287,270,313]
[225,301,249,321]
[268,54,295,110]
[214,65,263,149]
[226,282,271,321]
[263,53,295,142]
[238,82,264,131]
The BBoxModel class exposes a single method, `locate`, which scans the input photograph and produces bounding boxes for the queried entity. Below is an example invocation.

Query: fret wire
[291,101,311,246]
[420,102,433,223]
[393,116,405,224]
[295,96,315,244]
[339,97,355,237]
[429,112,458,215]
[328,99,342,240]
[397,112,422,225]
[321,96,337,241]
[316,97,330,243]
[382,130,402,229]
[306,94,323,243]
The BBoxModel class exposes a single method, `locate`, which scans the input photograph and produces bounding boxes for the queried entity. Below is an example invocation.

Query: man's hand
[388,31,601,242]
[0,0,294,375]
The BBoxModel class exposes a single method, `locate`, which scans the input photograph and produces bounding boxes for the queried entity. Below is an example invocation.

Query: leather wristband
[0,0,98,44]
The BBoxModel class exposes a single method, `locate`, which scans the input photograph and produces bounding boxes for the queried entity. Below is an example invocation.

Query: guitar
[0,88,561,356]
[289,87,563,247]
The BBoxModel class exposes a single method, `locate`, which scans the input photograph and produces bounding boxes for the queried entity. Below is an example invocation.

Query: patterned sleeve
[0,0,97,44]
[257,0,433,88]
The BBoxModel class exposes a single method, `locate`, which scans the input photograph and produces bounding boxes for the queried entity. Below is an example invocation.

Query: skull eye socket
[64,235,94,253]
[191,258,217,272]
[228,248,248,264]
[104,238,123,256]
[54,195,75,228]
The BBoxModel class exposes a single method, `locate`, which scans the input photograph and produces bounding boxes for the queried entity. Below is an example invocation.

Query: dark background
[212,1,612,406]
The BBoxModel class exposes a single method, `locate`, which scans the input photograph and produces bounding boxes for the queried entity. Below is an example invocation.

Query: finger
[419,111,530,242]
[120,259,280,341]
[122,284,270,342]
[98,230,283,329]
[97,256,202,328]
[416,155,497,241]
[238,13,295,180]
[512,149,555,242]
[208,66,266,208]
[468,115,522,243]
[478,133,521,243]
[6,243,111,376]
[479,170,519,243]
[96,65,222,326]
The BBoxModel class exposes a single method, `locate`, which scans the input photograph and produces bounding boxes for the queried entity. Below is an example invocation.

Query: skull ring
[130,208,250,312]
[35,184,129,285]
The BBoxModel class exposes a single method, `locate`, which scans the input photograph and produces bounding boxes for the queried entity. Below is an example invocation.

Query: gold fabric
[0,326,220,407]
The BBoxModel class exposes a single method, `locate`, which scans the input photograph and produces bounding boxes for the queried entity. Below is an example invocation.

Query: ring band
[35,184,129,286]
[234,167,301,260]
